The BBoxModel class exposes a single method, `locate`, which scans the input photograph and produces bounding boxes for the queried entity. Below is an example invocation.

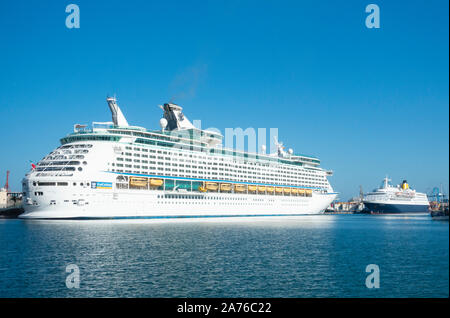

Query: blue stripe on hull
[23,213,318,220]
[364,202,429,213]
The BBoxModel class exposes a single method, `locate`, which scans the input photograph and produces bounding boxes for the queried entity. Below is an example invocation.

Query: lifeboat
[305,189,313,196]
[266,186,274,193]
[275,187,283,194]
[198,186,207,192]
[130,177,148,187]
[149,178,163,187]
[205,182,218,191]
[234,184,246,192]
[291,188,298,195]
[283,187,291,194]
[257,186,266,193]
[298,189,306,196]
[220,183,232,192]
[248,185,257,192]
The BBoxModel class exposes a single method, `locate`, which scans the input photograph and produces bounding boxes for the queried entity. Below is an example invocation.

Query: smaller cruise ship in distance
[20,97,337,219]
[363,177,430,213]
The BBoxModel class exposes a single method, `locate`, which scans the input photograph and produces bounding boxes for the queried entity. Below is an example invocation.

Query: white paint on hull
[20,189,336,219]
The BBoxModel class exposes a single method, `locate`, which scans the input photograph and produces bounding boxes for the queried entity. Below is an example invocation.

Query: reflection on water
[0,215,448,297]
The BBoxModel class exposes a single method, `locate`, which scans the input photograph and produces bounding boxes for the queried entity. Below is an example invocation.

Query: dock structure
[326,199,365,214]
[0,189,6,206]
[0,192,24,218]
[0,179,24,218]
[1,190,21,203]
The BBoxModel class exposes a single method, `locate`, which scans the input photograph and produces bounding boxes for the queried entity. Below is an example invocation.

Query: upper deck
[60,98,323,169]
[61,125,321,168]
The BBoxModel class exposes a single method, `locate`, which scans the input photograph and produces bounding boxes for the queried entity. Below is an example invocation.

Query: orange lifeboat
[257,186,266,193]
[205,182,218,191]
[220,183,232,192]
[234,184,246,193]
[149,178,163,187]
[248,185,257,192]
[130,177,148,188]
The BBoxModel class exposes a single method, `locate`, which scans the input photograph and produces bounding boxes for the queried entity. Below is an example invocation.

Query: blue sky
[0,0,448,200]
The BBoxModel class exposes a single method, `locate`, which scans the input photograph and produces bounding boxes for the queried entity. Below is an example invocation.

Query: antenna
[384,175,391,187]
[273,136,286,157]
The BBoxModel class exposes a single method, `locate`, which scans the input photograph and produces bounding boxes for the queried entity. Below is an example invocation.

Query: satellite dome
[159,118,168,130]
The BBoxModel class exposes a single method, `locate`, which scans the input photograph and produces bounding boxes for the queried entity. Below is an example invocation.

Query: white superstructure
[20,98,337,219]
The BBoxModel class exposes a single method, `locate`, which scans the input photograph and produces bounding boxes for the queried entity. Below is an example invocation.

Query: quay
[0,171,23,218]
[0,190,23,218]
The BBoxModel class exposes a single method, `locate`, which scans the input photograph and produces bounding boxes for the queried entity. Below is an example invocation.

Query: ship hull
[19,191,337,219]
[363,202,429,214]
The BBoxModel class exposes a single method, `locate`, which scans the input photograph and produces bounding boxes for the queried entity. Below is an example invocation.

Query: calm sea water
[0,214,448,298]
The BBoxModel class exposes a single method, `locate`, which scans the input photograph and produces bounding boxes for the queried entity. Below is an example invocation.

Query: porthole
[78,167,83,171]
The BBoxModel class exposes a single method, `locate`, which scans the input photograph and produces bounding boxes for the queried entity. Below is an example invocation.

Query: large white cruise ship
[20,97,337,219]
[363,177,429,213]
